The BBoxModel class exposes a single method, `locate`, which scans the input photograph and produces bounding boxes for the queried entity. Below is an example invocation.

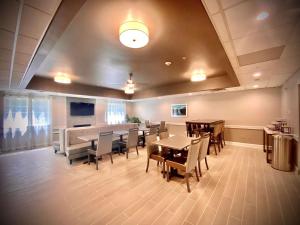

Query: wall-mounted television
[70,102,95,116]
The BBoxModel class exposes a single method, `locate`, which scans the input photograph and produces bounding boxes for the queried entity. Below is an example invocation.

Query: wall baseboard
[226,141,263,150]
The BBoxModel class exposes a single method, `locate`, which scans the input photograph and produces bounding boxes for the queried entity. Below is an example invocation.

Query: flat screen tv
[70,102,95,116]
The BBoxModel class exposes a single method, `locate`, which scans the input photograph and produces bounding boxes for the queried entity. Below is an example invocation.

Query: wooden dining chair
[145,133,169,178]
[198,132,210,177]
[166,138,201,192]
[220,121,226,147]
[87,131,113,170]
[210,124,222,155]
[122,128,139,159]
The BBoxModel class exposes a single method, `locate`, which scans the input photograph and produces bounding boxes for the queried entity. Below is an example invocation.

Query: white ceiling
[202,0,300,90]
[0,0,61,89]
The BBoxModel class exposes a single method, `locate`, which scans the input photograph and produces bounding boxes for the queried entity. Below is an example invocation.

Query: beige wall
[281,71,300,169]
[132,87,282,126]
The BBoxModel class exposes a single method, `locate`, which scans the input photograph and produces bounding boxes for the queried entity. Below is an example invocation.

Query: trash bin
[272,135,293,171]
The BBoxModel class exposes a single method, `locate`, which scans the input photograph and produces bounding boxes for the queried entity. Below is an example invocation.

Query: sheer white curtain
[106,101,126,124]
[2,94,51,153]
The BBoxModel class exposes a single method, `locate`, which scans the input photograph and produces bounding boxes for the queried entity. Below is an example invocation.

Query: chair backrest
[127,128,139,148]
[145,120,150,128]
[145,133,158,157]
[159,130,169,140]
[213,123,222,137]
[186,138,201,173]
[149,125,158,135]
[96,131,113,156]
[159,121,166,131]
[199,132,210,161]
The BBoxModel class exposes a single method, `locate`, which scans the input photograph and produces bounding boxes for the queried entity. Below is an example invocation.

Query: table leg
[263,129,265,152]
[91,140,95,150]
[266,134,269,163]
[142,130,146,148]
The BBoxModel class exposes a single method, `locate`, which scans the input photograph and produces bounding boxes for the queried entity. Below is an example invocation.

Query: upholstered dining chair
[159,121,166,132]
[166,138,201,192]
[87,131,113,170]
[122,128,139,159]
[145,120,151,128]
[145,133,169,178]
[159,129,169,140]
[149,125,158,135]
[198,132,210,177]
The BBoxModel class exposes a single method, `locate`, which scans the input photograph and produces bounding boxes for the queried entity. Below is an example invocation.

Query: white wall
[52,96,67,129]
[132,87,282,126]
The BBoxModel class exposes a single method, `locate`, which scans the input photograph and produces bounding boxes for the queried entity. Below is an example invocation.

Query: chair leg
[162,161,165,178]
[218,142,221,152]
[126,148,128,159]
[185,173,191,192]
[146,158,150,172]
[95,157,98,170]
[166,165,170,182]
[110,153,113,164]
[205,157,209,170]
[136,146,139,155]
[214,142,218,155]
[195,167,199,181]
[198,160,202,177]
[88,154,90,165]
[69,159,72,165]
[118,145,121,155]
[223,132,226,146]
[157,161,159,166]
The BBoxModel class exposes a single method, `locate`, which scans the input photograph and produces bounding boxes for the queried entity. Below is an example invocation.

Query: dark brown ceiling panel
[27,76,129,99]
[34,0,239,97]
[20,0,88,89]
[132,74,236,99]
[237,46,285,66]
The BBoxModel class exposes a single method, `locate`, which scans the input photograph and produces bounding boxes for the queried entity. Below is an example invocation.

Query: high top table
[186,119,224,136]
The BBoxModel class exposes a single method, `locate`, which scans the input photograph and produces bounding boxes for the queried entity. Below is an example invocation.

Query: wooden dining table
[78,130,128,150]
[153,135,195,178]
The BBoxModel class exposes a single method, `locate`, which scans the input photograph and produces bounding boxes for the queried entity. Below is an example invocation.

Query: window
[106,101,126,124]
[2,94,51,152]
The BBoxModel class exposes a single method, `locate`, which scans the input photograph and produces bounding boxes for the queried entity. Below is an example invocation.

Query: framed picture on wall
[171,104,188,117]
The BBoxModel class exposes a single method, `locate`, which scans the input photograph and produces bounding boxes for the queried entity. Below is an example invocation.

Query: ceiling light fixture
[191,70,206,82]
[124,85,134,94]
[165,61,172,66]
[54,73,71,84]
[253,84,259,88]
[253,72,261,78]
[119,21,149,48]
[256,11,269,21]
[124,73,135,94]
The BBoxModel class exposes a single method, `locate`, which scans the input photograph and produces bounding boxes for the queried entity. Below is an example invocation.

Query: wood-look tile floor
[0,145,299,225]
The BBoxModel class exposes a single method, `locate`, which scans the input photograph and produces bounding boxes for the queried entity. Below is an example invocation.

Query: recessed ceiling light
[188,93,193,96]
[253,72,261,78]
[191,70,206,82]
[256,11,269,21]
[54,73,71,84]
[253,84,259,88]
[165,61,172,66]
[182,56,187,60]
